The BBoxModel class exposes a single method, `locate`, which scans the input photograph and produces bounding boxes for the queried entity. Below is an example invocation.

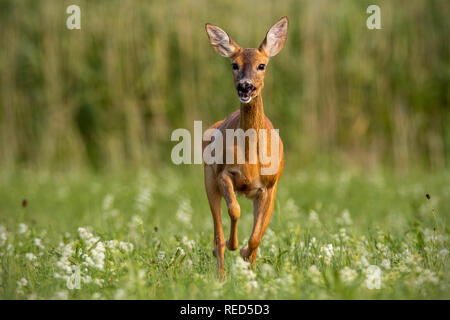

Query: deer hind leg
[204,165,226,278]
[218,172,240,251]
[240,184,277,267]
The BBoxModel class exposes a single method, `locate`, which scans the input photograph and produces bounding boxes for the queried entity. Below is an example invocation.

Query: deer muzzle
[237,81,256,103]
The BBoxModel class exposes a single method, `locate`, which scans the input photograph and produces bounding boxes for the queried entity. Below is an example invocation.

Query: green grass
[0,166,449,299]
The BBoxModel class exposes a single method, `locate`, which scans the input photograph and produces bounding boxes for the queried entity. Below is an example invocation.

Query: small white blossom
[135,187,152,212]
[438,249,448,258]
[308,265,323,284]
[34,238,44,250]
[319,244,334,264]
[18,223,28,234]
[176,198,193,225]
[231,257,257,291]
[308,210,321,225]
[102,193,115,211]
[53,291,68,300]
[25,253,37,261]
[181,236,195,249]
[16,277,28,295]
[381,259,391,269]
[365,265,382,290]
[336,209,353,226]
[340,267,358,284]
[0,225,7,246]
[114,288,126,300]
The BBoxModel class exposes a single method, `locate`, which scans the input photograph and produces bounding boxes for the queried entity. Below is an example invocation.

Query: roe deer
[203,17,288,278]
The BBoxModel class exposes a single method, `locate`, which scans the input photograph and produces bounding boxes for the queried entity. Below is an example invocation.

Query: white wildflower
[25,253,37,261]
[358,255,370,268]
[285,198,300,216]
[16,277,28,295]
[381,259,391,269]
[336,209,353,226]
[92,292,103,300]
[135,187,152,212]
[340,267,357,284]
[176,198,193,225]
[118,241,134,253]
[264,228,277,245]
[231,257,258,290]
[247,280,259,290]
[319,244,334,264]
[53,291,69,300]
[34,238,44,250]
[55,227,133,290]
[269,244,276,254]
[175,247,185,257]
[308,210,321,225]
[128,215,143,229]
[365,265,382,290]
[66,266,81,290]
[414,269,439,287]
[0,225,7,246]
[102,193,115,211]
[260,263,275,277]
[181,236,195,249]
[114,288,126,300]
[423,228,448,244]
[17,277,28,288]
[308,265,323,284]
[338,228,350,242]
[18,223,28,235]
[27,293,38,300]
[438,249,448,258]
[94,278,105,287]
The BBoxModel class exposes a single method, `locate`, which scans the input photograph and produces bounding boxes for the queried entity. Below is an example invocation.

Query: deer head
[206,17,288,104]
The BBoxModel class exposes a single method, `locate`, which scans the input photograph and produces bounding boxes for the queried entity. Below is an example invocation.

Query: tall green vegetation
[0,0,448,171]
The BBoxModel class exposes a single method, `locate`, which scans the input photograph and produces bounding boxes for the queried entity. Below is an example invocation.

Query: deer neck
[240,95,266,131]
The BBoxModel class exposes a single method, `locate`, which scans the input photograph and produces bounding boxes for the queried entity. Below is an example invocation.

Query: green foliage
[0,166,448,299]
[0,0,448,170]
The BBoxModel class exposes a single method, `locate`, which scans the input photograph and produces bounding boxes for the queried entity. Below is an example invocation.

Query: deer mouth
[237,82,256,103]
[238,88,256,103]
[239,91,253,103]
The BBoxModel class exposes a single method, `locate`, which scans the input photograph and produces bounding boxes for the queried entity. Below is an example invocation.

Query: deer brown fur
[203,17,288,278]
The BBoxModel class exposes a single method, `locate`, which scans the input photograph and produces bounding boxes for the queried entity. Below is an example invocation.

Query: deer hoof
[217,268,226,280]
[240,245,249,260]
[226,239,238,251]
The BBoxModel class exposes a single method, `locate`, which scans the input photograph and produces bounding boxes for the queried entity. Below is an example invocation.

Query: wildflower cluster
[54,227,134,290]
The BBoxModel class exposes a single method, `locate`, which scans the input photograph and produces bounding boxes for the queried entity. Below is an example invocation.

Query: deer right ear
[259,16,288,57]
[205,24,240,58]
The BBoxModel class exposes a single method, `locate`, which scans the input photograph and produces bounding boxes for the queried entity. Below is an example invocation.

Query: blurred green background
[0,0,448,172]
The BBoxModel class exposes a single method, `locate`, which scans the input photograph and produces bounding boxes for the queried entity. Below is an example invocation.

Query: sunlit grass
[0,166,448,299]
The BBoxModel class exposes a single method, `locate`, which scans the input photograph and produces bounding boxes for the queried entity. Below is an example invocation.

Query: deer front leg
[241,184,277,267]
[218,172,240,251]
[204,166,226,279]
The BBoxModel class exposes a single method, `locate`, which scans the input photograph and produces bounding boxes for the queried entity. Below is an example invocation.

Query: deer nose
[237,81,255,92]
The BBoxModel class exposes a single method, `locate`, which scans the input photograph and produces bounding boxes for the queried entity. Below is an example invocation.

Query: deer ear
[205,23,240,58]
[259,16,288,57]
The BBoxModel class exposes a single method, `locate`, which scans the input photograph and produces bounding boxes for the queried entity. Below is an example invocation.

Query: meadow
[0,0,448,300]
[0,165,448,299]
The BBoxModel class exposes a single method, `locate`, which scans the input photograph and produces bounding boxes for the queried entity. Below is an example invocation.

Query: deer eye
[257,64,266,70]
[231,63,239,70]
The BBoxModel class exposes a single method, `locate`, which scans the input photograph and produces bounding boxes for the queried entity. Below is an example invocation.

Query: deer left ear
[259,16,288,57]
[205,23,241,58]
